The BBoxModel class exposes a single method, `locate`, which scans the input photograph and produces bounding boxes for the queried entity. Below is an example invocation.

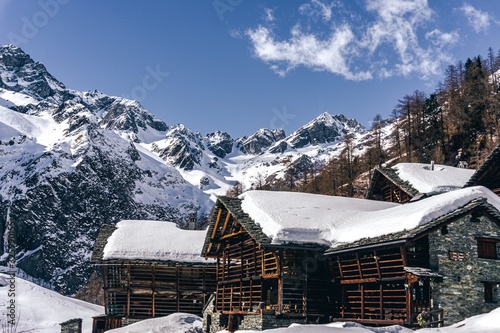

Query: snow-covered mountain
[0,45,376,294]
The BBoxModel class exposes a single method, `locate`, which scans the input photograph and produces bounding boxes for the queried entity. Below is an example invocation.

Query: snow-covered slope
[0,273,103,333]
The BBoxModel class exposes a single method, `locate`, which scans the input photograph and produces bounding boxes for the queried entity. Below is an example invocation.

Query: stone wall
[60,318,82,333]
[428,213,500,325]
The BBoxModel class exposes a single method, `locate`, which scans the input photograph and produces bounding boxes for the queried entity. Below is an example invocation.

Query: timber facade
[202,197,330,332]
[91,222,216,330]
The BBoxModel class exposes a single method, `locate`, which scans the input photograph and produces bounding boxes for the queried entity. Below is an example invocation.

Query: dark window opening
[441,226,448,235]
[483,282,499,303]
[477,238,499,259]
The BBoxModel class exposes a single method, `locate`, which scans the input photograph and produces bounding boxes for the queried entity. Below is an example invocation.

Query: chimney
[188,215,196,230]
[431,161,434,171]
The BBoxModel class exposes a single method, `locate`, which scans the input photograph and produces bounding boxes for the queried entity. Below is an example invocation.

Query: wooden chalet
[366,163,475,203]
[202,188,500,331]
[91,220,216,331]
[465,144,500,195]
[201,192,397,331]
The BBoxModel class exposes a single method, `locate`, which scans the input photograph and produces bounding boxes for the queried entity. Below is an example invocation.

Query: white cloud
[246,24,371,80]
[460,3,491,33]
[246,0,456,81]
[299,0,336,21]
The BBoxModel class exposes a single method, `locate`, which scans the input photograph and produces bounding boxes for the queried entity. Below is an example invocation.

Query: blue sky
[0,0,499,138]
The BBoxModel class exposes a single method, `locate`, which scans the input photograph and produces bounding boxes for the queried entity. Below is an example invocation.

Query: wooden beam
[220,211,232,235]
[337,256,344,279]
[400,246,408,267]
[340,277,377,284]
[356,252,363,279]
[219,231,245,241]
[211,208,223,239]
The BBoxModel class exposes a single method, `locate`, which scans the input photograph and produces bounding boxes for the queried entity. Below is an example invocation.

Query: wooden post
[356,253,363,279]
[152,265,155,317]
[103,266,108,315]
[176,266,180,313]
[360,284,364,319]
[126,264,131,318]
[379,284,383,320]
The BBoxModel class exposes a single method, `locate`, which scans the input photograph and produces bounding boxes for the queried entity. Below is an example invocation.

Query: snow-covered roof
[102,220,213,263]
[238,186,500,249]
[392,163,475,194]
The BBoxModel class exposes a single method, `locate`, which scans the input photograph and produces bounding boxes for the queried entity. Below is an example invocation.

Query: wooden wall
[103,263,216,319]
[328,240,431,326]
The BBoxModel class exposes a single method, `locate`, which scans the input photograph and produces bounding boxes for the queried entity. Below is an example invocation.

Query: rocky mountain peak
[0,44,34,68]
[287,112,365,148]
[0,45,66,101]
[206,131,234,158]
[237,128,286,154]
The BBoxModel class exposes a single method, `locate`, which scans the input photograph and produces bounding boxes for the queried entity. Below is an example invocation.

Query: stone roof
[326,198,500,254]
[90,224,116,263]
[365,167,420,199]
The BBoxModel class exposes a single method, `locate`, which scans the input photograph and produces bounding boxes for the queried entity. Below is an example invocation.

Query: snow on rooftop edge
[392,163,475,194]
[239,187,500,248]
[102,220,213,263]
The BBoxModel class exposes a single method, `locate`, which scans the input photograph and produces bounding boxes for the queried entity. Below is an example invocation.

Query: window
[482,282,499,303]
[477,238,499,259]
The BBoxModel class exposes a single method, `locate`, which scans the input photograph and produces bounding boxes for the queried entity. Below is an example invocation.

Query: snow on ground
[103,309,500,333]
[239,186,500,247]
[0,273,103,333]
[106,313,203,333]
[414,307,500,332]
[103,220,213,263]
[392,163,475,194]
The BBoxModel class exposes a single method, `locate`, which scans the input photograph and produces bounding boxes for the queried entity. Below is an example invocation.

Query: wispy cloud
[298,0,336,21]
[246,0,458,81]
[264,8,275,23]
[460,3,491,33]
